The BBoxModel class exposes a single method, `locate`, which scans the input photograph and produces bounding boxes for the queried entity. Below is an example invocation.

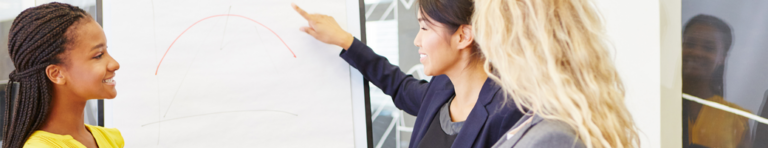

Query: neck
[445,61,488,104]
[683,77,714,99]
[40,88,89,136]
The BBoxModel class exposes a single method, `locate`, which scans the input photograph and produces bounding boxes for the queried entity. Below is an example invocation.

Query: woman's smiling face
[414,11,462,76]
[55,19,120,100]
[682,23,727,80]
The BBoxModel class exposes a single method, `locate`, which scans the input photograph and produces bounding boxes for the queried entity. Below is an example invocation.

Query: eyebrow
[417,17,425,22]
[91,43,105,51]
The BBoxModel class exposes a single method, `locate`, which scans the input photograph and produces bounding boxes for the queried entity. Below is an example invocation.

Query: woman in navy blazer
[292,0,523,147]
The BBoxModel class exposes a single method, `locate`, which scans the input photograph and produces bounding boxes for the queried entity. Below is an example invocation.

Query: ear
[456,25,475,50]
[46,65,66,85]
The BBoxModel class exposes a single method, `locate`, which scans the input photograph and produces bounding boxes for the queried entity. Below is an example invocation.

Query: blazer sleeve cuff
[339,37,377,68]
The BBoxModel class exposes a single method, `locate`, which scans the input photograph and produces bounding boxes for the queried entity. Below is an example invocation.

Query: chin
[422,63,437,76]
[104,92,118,99]
[423,68,435,76]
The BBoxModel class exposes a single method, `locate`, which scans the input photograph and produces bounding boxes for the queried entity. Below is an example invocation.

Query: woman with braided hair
[4,2,123,148]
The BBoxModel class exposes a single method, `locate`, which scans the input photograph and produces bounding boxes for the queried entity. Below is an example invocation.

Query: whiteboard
[102,0,367,147]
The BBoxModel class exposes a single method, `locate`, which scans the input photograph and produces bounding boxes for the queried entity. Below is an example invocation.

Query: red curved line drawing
[155,14,296,75]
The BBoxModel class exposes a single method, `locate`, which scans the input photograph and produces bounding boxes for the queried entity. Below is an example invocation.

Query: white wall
[594,0,682,148]
[0,0,34,21]
[660,0,683,148]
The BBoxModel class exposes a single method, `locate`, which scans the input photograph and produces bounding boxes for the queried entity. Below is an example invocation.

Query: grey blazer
[492,113,585,148]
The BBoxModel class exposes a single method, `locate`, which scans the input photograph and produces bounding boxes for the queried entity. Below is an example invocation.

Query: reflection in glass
[682,14,750,148]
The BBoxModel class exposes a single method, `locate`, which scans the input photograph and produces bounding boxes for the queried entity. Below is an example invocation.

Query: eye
[93,52,104,59]
[421,27,427,31]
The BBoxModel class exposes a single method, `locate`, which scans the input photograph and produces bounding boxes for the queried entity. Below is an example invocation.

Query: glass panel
[682,1,768,147]
[364,0,422,147]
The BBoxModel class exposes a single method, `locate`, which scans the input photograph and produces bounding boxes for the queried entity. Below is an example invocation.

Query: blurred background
[363,0,423,147]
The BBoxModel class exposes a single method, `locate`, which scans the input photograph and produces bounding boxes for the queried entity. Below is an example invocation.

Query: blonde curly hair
[472,0,641,147]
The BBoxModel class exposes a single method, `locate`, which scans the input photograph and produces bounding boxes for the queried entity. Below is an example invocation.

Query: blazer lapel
[506,114,544,148]
[414,89,455,145]
[453,105,489,148]
[452,78,499,148]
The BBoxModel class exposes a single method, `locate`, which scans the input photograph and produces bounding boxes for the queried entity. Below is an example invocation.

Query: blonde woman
[472,0,640,148]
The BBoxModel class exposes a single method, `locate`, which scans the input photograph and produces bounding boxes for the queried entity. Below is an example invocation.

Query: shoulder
[722,101,750,113]
[428,75,453,90]
[519,119,585,148]
[484,84,524,129]
[485,85,521,118]
[530,119,574,133]
[485,80,511,108]
[24,131,67,148]
[710,95,749,112]
[86,125,125,148]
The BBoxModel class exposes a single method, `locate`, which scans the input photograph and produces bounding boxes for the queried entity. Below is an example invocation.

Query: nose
[414,31,422,48]
[106,53,120,72]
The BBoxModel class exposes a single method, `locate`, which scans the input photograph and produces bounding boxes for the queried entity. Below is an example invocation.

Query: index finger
[292,3,311,20]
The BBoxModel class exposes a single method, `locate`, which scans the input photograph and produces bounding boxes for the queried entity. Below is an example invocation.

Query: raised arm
[292,4,431,115]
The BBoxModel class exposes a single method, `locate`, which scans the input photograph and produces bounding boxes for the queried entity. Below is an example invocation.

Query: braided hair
[3,2,90,147]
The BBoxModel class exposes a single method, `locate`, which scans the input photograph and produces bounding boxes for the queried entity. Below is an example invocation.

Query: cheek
[700,54,718,67]
[66,66,105,96]
[421,34,453,74]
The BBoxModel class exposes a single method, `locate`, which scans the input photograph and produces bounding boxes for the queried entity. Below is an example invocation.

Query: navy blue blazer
[339,38,524,148]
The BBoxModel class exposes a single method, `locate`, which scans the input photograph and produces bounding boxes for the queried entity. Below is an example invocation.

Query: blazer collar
[451,78,501,147]
[416,78,502,147]
[477,78,501,106]
[505,112,545,147]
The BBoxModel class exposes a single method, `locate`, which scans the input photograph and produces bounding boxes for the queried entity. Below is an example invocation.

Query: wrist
[339,33,354,50]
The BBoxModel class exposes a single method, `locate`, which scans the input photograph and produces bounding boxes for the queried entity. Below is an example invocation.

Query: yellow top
[23,124,124,148]
[688,95,749,148]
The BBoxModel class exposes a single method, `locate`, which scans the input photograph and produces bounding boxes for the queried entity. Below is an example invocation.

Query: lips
[103,77,116,86]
